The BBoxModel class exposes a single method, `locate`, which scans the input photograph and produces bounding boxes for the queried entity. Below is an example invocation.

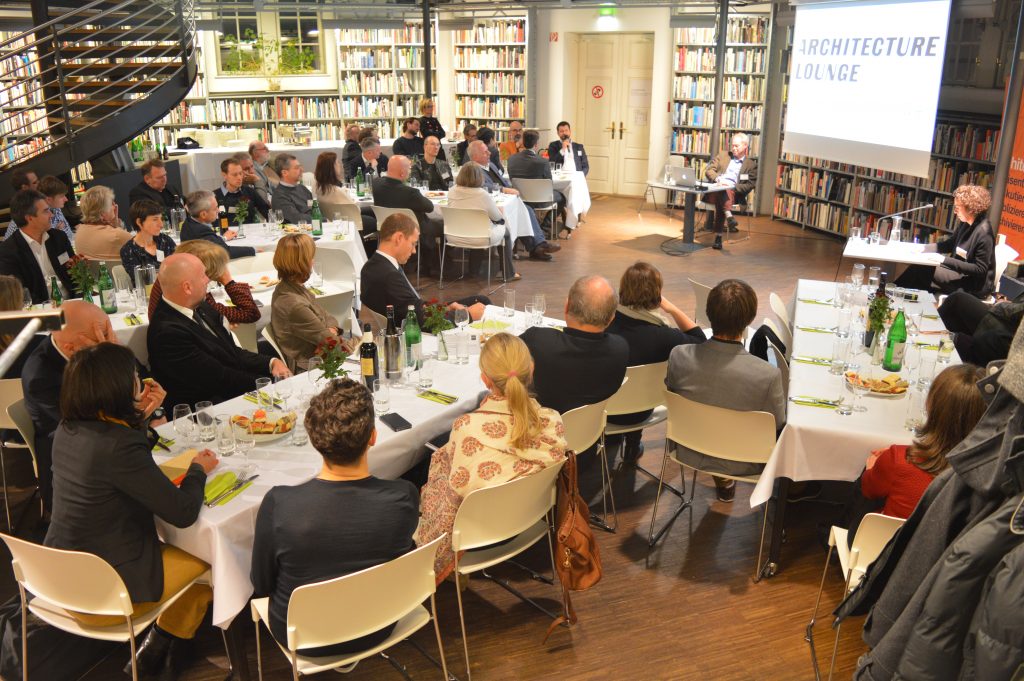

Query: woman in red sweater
[857,363,987,522]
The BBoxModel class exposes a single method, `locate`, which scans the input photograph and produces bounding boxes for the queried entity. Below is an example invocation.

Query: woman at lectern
[895,184,995,299]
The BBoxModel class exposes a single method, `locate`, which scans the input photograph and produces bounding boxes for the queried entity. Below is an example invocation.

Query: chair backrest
[0,533,132,617]
[0,379,23,431]
[663,390,775,465]
[301,171,315,188]
[372,206,418,228]
[323,202,362,226]
[510,178,554,205]
[6,399,37,476]
[688,278,711,327]
[315,248,355,285]
[260,325,285,360]
[111,264,132,291]
[285,535,445,652]
[451,460,565,553]
[769,291,791,330]
[767,342,789,398]
[763,317,793,357]
[994,240,1019,291]
[362,306,388,334]
[440,206,491,241]
[230,251,276,276]
[606,362,668,417]
[848,513,905,585]
[561,398,611,453]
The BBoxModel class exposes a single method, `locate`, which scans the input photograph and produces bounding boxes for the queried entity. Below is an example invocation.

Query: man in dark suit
[180,190,255,260]
[214,157,270,223]
[372,155,443,276]
[508,129,567,234]
[340,123,363,180]
[704,132,758,250]
[546,121,590,177]
[360,213,488,327]
[0,189,77,303]
[349,137,390,180]
[455,123,477,166]
[22,300,125,512]
[475,127,504,173]
[128,158,184,211]
[520,275,628,415]
[148,253,290,409]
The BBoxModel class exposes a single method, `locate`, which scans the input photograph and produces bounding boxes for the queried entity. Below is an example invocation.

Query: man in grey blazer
[666,278,785,501]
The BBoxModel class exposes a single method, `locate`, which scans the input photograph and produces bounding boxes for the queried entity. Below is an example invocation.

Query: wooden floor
[1,197,870,680]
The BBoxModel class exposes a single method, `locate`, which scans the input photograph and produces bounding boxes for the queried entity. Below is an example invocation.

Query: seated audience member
[411,136,454,191]
[313,151,376,235]
[22,301,120,514]
[3,169,39,237]
[475,127,504,173]
[895,184,995,298]
[666,279,785,501]
[75,185,131,261]
[606,262,706,460]
[0,189,76,303]
[180,190,255,260]
[704,133,758,250]
[521,275,628,415]
[340,123,362,180]
[270,234,343,372]
[148,253,289,408]
[214,157,270,223]
[467,140,559,262]
[417,98,446,161]
[455,123,477,165]
[939,289,1024,366]
[4,175,76,242]
[360,214,489,327]
[508,129,567,229]
[373,155,443,275]
[498,120,524,160]
[446,163,518,281]
[128,158,183,210]
[0,276,44,379]
[251,378,418,656]
[349,137,390,180]
[415,333,566,578]
[392,117,425,159]
[148,239,259,325]
[121,199,177,276]
[270,154,314,225]
[249,140,278,202]
[546,121,590,176]
[44,342,216,678]
[841,364,987,541]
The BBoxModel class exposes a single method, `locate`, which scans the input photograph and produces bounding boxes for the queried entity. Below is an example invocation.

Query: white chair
[320,200,361,227]
[647,391,776,582]
[688,278,712,327]
[372,206,424,287]
[763,317,793,360]
[0,533,210,681]
[315,248,357,322]
[806,513,905,681]
[301,171,315,188]
[562,397,616,532]
[439,206,508,294]
[769,291,792,330]
[994,236,1019,293]
[316,290,354,339]
[251,535,449,681]
[511,178,561,240]
[451,461,565,680]
[768,341,790,399]
[362,306,388,334]
[0,380,31,532]
[260,325,285,361]
[111,265,132,292]
[230,251,275,276]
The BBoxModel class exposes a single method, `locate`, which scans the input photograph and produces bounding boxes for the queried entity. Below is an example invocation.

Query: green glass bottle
[311,199,323,236]
[404,305,422,370]
[98,263,117,314]
[355,168,365,198]
[49,276,62,308]
[882,309,907,372]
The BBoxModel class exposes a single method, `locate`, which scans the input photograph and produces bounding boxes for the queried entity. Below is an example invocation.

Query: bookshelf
[452,17,528,141]
[671,16,769,179]
[335,21,437,139]
[0,31,47,166]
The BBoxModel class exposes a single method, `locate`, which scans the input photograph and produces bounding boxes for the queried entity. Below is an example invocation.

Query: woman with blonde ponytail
[415,333,566,580]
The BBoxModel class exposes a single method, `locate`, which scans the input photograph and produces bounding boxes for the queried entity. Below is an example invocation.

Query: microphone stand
[877,204,933,242]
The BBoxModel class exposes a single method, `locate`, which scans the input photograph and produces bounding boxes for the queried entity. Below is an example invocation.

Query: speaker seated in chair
[704,132,757,250]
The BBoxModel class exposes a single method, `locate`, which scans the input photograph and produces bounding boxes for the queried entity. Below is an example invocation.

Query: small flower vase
[436,330,449,362]
[82,288,94,304]
[870,328,886,366]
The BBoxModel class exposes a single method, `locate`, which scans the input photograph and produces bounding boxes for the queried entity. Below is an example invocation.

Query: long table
[752,278,958,572]
[842,238,947,267]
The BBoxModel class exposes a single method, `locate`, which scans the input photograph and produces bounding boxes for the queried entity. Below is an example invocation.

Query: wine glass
[451,307,469,331]
[172,404,195,449]
[22,288,32,310]
[273,375,292,414]
[307,356,323,393]
[532,294,546,324]
[848,363,870,413]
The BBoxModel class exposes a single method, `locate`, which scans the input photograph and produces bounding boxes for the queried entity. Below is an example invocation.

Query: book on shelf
[455,20,525,44]
[454,96,524,119]
[454,47,525,70]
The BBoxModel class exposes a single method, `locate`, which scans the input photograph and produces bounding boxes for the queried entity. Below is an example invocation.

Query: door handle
[618,122,627,139]
[604,121,615,140]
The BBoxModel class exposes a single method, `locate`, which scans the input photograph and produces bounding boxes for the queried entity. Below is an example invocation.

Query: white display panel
[783,0,952,177]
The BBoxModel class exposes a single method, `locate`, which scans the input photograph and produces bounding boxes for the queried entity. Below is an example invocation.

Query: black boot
[126,625,173,677]
[155,635,195,681]
[712,234,723,250]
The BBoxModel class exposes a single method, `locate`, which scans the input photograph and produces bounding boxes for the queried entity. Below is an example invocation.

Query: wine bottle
[404,305,422,370]
[218,205,229,232]
[97,263,117,314]
[384,305,402,380]
[883,309,907,371]
[359,323,378,388]
[311,199,323,236]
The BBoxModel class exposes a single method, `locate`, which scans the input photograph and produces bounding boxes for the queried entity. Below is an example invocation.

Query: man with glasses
[704,133,757,250]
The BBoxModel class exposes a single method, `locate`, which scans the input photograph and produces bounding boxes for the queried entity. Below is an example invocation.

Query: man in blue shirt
[704,133,758,250]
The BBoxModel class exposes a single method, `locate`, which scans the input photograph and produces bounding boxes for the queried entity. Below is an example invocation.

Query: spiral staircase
[0,0,198,205]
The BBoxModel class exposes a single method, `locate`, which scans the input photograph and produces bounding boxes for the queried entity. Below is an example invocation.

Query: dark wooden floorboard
[2,198,871,680]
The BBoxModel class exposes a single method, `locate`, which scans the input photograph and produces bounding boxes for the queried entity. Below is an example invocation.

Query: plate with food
[844,371,909,397]
[425,191,447,199]
[282,224,302,233]
[247,275,279,292]
[230,410,297,443]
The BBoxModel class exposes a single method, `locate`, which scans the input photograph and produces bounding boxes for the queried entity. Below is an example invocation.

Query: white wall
[534,7,674,186]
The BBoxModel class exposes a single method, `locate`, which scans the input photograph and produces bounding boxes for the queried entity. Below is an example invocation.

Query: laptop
[667,166,697,188]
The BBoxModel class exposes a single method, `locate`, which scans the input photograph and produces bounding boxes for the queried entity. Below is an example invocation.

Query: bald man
[520,275,629,414]
[372,155,444,275]
[22,301,166,512]
[148,253,289,408]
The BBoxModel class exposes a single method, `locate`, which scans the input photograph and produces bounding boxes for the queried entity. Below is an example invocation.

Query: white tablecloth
[153,305,563,627]
[553,170,591,229]
[352,190,535,241]
[230,220,369,273]
[842,239,946,267]
[749,279,957,507]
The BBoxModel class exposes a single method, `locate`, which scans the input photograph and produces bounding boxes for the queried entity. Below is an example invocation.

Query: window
[277,11,322,74]
[218,9,263,74]
[215,8,323,76]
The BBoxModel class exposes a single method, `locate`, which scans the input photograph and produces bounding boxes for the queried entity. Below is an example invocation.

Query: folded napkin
[417,389,458,405]
[470,319,511,331]
[214,480,253,506]
[244,392,284,408]
[791,356,832,366]
[797,298,833,306]
[203,472,237,504]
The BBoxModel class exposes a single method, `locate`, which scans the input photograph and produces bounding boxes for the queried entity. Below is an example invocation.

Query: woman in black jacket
[43,343,219,678]
[417,97,447,162]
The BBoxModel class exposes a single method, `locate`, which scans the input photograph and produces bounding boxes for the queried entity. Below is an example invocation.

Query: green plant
[421,299,454,335]
[313,336,349,380]
[65,255,95,302]
[277,41,317,74]
[868,293,891,334]
[234,199,250,227]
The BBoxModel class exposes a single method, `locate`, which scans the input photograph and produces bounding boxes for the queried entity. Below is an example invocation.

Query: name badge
[156,250,165,262]
[218,205,225,213]
[956,246,968,259]
[577,150,583,156]
[57,252,69,265]
[227,206,237,214]
[740,173,750,181]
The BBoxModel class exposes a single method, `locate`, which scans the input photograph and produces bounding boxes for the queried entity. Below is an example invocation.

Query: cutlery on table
[790,395,844,406]
[417,389,457,405]
[797,298,833,305]
[244,392,285,409]
[790,356,832,366]
[796,326,837,334]
[214,480,256,506]
[206,474,259,507]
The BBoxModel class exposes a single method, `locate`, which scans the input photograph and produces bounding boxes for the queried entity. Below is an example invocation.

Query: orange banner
[1000,99,1024,254]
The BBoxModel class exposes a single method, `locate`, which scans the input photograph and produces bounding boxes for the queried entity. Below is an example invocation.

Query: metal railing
[0,0,195,171]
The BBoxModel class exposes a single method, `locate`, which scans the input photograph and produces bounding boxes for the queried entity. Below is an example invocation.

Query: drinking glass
[532,294,547,323]
[195,401,216,443]
[849,225,863,240]
[904,340,921,375]
[836,308,852,338]
[273,375,292,413]
[885,283,896,299]
[868,231,882,245]
[22,289,32,310]
[233,422,256,474]
[830,336,851,375]
[416,358,434,389]
[307,357,323,392]
[524,303,537,327]
[867,266,881,289]
[503,289,516,317]
[451,307,470,330]
[172,404,195,448]
[904,388,926,432]
[455,329,470,365]
[373,379,390,415]
[917,352,937,390]
[937,333,954,364]
[215,413,235,457]
[848,363,870,412]
[255,377,273,412]
[290,391,312,446]
[851,263,865,288]
[909,310,923,334]
[894,287,906,308]
[836,367,854,416]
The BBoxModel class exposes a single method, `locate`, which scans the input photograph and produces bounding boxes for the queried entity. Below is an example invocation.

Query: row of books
[274,97,342,120]
[724,48,766,73]
[0,81,43,108]
[340,72,401,94]
[673,75,764,101]
[932,123,999,162]
[454,96,524,118]
[852,182,913,215]
[720,104,762,129]
[927,159,993,194]
[670,129,711,155]
[2,138,50,164]
[806,200,849,235]
[157,102,207,125]
[672,102,713,128]
[0,53,37,79]
[337,49,395,69]
[809,170,853,203]
[336,26,434,45]
[921,197,957,231]
[776,164,808,192]
[339,96,394,118]
[1,109,47,137]
[454,21,525,45]
[773,194,805,221]
[455,72,525,95]
[453,47,525,70]
[210,99,272,122]
[675,17,769,45]
[675,47,766,73]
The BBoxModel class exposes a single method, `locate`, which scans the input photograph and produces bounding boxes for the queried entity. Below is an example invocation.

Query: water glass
[273,375,292,411]
[937,333,954,364]
[306,357,323,392]
[904,388,926,432]
[904,340,921,374]
[307,263,324,288]
[849,225,863,240]
[373,379,390,414]
[848,363,870,413]
[868,231,882,245]
[416,358,434,389]
[867,266,881,289]
[172,404,195,447]
[836,307,853,338]
[255,377,273,411]
[851,263,865,288]
[910,310,923,334]
[234,423,256,473]
[455,329,470,365]
[215,413,235,457]
[830,336,851,375]
[917,352,937,390]
[524,303,541,327]
[503,289,516,317]
[195,401,216,443]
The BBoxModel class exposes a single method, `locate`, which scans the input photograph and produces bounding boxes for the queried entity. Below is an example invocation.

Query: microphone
[879,204,933,222]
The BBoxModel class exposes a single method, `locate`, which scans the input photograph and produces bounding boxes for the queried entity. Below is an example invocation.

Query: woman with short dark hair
[44,342,218,676]
[120,199,177,276]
